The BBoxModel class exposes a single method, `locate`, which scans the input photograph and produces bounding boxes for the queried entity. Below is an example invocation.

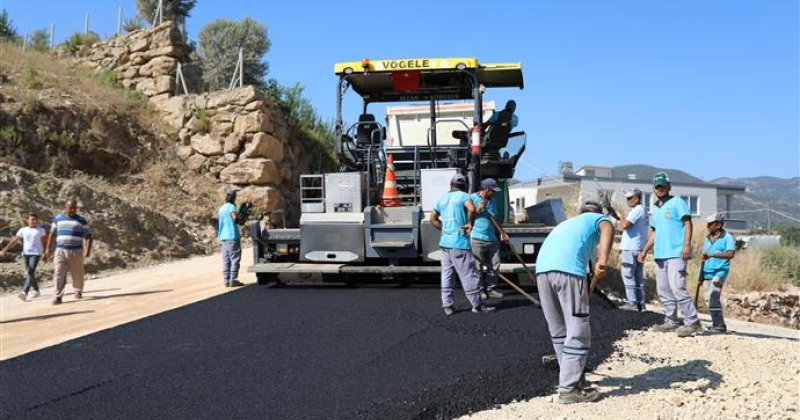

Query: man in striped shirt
[45,198,93,305]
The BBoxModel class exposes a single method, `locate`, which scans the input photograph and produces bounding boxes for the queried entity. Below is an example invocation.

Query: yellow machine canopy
[334,57,523,102]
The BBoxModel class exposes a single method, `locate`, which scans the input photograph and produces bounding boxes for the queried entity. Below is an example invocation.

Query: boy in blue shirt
[638,172,700,337]
[218,190,243,287]
[700,213,736,332]
[535,200,614,404]
[470,178,509,300]
[431,174,494,315]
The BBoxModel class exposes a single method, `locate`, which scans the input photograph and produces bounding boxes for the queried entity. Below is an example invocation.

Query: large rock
[129,38,149,53]
[219,159,279,185]
[154,75,174,95]
[140,56,177,77]
[240,132,284,162]
[237,186,284,211]
[176,145,194,160]
[234,111,272,134]
[190,134,223,156]
[136,79,157,96]
[185,154,207,171]
[207,85,259,109]
[223,133,244,154]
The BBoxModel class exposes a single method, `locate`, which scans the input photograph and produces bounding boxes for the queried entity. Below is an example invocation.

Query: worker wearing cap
[617,188,649,311]
[218,190,243,287]
[700,213,736,332]
[639,172,700,337]
[470,178,509,300]
[535,200,614,404]
[431,174,495,315]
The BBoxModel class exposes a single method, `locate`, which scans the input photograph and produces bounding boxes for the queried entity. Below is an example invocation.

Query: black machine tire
[256,272,272,285]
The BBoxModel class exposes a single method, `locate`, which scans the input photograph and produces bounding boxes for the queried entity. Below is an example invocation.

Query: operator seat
[484,109,514,150]
[357,113,380,146]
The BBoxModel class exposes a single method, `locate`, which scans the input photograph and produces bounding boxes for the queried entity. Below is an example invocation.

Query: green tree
[0,9,19,41]
[198,17,270,91]
[27,28,50,52]
[135,0,196,25]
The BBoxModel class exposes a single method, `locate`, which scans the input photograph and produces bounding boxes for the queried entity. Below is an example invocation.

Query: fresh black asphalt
[0,284,661,420]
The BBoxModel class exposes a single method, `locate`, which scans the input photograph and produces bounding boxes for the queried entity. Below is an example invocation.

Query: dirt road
[0,249,252,361]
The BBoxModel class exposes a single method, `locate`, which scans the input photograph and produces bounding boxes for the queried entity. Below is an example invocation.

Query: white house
[509,164,748,232]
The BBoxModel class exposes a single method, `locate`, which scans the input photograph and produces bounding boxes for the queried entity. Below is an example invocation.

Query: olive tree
[135,0,196,25]
[198,17,270,91]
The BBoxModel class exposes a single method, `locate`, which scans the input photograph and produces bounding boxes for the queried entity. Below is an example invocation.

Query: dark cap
[450,173,466,185]
[225,189,238,202]
[652,172,670,186]
[480,178,500,191]
[580,200,603,214]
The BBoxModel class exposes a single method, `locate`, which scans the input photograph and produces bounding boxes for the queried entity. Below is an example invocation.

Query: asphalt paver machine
[249,57,554,285]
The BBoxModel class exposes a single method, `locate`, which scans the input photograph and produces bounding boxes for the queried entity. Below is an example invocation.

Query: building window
[680,195,699,215]
[585,169,596,177]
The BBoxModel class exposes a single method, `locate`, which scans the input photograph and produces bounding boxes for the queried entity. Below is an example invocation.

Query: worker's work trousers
[536,271,591,393]
[221,239,241,284]
[620,250,644,305]
[22,254,41,294]
[54,248,85,298]
[440,248,482,309]
[704,276,726,327]
[471,239,500,290]
[654,258,698,326]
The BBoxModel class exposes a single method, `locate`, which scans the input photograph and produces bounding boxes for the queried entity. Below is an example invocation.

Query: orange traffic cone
[381,154,402,207]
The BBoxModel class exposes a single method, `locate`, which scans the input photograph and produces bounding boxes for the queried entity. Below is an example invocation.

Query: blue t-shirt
[433,190,471,250]
[702,231,736,280]
[535,213,611,277]
[51,214,91,250]
[620,205,648,251]
[217,202,240,241]
[470,193,498,242]
[650,196,691,259]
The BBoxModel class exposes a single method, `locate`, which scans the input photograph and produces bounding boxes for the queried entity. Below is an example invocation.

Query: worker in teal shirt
[484,100,518,131]
[218,190,243,287]
[470,178,509,300]
[431,174,494,315]
[535,200,614,404]
[700,213,736,332]
[639,172,700,337]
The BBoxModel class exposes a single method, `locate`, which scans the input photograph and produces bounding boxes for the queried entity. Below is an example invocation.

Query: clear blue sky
[4,0,798,181]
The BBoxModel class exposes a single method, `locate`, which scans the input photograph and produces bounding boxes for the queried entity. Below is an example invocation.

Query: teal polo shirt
[433,190,471,250]
[702,231,736,280]
[470,193,498,242]
[535,212,611,277]
[217,202,240,241]
[650,196,691,259]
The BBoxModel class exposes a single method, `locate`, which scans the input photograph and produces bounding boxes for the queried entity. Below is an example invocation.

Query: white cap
[705,213,724,224]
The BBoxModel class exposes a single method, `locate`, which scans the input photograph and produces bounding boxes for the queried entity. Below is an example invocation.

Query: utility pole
[767,205,771,235]
[49,22,54,51]
[85,12,89,35]
[117,6,122,36]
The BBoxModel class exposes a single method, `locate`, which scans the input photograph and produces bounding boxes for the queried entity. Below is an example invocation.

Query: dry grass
[0,41,158,123]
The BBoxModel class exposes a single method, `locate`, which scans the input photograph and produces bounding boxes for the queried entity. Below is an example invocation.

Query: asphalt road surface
[0,284,661,420]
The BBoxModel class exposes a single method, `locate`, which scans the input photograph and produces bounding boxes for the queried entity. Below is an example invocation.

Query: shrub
[123,16,145,33]
[63,31,101,56]
[198,17,270,90]
[194,107,210,134]
[761,246,800,287]
[21,67,43,89]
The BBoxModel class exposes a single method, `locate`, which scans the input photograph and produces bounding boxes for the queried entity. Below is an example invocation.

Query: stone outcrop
[73,21,312,224]
[725,292,800,329]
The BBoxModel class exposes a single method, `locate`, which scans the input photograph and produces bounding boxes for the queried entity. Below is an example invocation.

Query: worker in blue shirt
[484,100,518,131]
[218,190,243,287]
[431,174,495,316]
[700,213,736,332]
[638,172,700,337]
[470,178,509,300]
[535,200,614,404]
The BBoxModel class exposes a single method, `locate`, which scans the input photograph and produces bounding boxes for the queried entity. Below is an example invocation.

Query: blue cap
[480,178,500,191]
[450,174,466,185]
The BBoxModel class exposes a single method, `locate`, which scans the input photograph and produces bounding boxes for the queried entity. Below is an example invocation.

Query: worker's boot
[558,387,599,404]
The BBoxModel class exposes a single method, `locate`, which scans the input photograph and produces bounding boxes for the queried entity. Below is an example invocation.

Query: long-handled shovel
[472,252,541,307]
[694,260,705,308]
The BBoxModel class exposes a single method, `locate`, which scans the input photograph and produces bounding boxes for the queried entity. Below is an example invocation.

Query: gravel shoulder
[458,313,800,420]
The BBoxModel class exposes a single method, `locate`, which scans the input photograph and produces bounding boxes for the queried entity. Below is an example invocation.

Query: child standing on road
[1,213,47,301]
[701,213,736,333]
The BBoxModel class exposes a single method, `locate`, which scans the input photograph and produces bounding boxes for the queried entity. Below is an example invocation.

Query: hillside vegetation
[0,41,220,289]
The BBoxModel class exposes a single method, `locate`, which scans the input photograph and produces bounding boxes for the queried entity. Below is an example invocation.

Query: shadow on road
[597,359,723,398]
[0,310,95,324]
